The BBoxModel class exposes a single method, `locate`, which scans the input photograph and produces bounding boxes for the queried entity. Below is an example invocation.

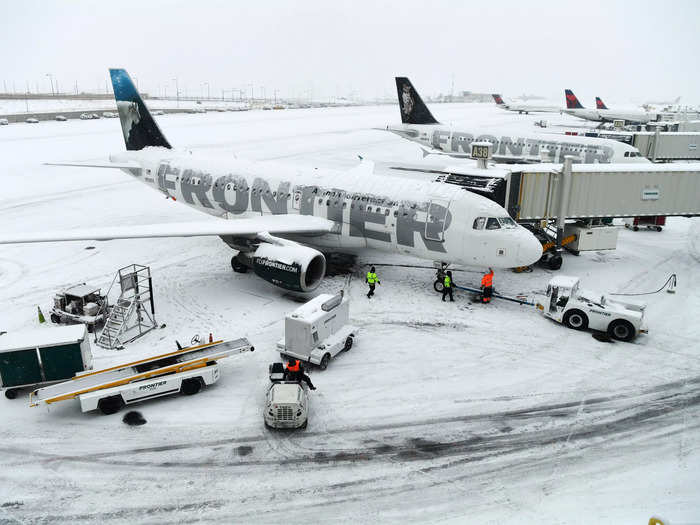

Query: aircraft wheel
[563,310,588,331]
[231,256,248,273]
[608,320,635,342]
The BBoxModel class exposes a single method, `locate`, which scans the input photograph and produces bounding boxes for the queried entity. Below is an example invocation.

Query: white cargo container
[277,291,357,370]
[564,224,619,252]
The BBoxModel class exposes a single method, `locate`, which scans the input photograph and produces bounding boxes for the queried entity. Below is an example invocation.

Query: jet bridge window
[473,217,486,230]
[486,218,501,230]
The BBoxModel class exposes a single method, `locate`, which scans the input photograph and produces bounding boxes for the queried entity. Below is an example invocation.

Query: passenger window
[486,218,501,230]
[473,217,486,230]
[312,332,318,344]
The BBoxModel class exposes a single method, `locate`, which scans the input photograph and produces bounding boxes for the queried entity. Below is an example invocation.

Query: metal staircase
[96,264,157,350]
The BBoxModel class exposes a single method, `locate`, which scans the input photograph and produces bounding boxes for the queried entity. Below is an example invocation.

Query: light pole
[173,78,179,108]
[46,73,54,96]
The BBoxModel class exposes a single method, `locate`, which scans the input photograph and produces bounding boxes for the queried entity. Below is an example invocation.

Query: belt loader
[30,338,254,414]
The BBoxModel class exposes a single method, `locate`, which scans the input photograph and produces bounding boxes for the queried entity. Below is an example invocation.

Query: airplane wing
[0,215,335,244]
[45,161,141,169]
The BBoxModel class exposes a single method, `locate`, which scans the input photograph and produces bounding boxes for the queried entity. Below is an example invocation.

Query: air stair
[96,264,157,350]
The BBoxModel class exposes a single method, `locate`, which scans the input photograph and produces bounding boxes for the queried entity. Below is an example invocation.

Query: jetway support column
[555,156,574,249]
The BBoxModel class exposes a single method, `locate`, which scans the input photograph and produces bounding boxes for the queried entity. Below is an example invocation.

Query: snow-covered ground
[1,104,699,524]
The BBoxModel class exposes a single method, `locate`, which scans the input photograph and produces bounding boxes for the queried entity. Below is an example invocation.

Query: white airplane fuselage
[498,103,560,114]
[111,148,543,269]
[563,108,658,125]
[386,123,649,164]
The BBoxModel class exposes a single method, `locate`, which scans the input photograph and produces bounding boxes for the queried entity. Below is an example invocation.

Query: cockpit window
[498,217,517,228]
[473,217,486,230]
[486,218,501,230]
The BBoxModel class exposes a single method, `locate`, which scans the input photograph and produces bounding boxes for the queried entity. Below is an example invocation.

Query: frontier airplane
[0,69,542,294]
[563,90,658,126]
[491,94,559,114]
[386,78,648,164]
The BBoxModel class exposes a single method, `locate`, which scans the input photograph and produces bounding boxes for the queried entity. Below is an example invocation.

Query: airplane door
[425,199,450,242]
[292,189,302,211]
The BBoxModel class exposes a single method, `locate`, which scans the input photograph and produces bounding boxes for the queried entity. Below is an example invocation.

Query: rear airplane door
[425,199,450,242]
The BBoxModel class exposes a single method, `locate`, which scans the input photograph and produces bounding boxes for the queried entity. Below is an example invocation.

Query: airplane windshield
[498,217,517,228]
[486,218,501,230]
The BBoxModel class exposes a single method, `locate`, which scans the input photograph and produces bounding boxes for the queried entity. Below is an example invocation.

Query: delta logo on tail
[565,89,584,109]
[596,97,609,110]
[492,94,505,105]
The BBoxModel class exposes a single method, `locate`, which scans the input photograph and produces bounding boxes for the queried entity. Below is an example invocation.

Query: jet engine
[244,240,326,293]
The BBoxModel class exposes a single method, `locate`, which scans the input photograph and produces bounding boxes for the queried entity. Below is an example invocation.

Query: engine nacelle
[249,241,326,293]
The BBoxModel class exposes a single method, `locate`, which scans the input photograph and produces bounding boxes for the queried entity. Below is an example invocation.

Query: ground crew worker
[285,359,316,390]
[481,267,494,303]
[442,270,454,302]
[366,266,380,298]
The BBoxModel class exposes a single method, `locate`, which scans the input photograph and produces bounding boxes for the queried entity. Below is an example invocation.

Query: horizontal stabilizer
[0,215,335,245]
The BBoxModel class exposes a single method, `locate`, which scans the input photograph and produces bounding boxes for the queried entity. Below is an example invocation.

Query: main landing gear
[231,255,248,273]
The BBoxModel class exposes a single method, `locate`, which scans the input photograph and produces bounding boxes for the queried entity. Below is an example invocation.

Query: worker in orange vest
[481,268,494,304]
[285,359,316,390]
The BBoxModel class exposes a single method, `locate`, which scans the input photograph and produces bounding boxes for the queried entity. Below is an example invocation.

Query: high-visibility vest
[444,275,451,288]
[287,360,300,372]
[481,271,493,287]
[367,272,377,284]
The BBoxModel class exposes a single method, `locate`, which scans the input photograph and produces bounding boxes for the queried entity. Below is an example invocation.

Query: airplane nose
[517,229,543,267]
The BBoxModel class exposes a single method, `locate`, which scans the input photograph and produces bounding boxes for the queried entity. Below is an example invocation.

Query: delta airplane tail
[395,77,439,125]
[492,94,506,106]
[596,97,608,110]
[565,89,584,109]
[109,68,171,151]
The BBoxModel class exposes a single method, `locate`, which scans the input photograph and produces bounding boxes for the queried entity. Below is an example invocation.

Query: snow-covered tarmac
[1,104,699,524]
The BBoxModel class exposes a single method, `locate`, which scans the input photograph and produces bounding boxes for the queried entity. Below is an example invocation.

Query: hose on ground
[609,274,677,296]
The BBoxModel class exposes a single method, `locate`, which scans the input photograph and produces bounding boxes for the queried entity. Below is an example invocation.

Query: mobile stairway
[96,264,157,350]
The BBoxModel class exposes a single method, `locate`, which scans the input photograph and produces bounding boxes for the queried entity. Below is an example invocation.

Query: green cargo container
[0,325,93,398]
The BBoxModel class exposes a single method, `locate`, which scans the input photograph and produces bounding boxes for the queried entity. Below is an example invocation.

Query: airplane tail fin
[109,68,171,151]
[595,97,608,110]
[395,77,439,125]
[492,94,506,106]
[565,89,584,109]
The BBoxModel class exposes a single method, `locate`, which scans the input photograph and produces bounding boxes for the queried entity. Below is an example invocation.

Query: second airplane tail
[565,89,585,109]
[395,77,439,125]
[492,94,506,106]
[595,97,608,110]
[109,68,171,151]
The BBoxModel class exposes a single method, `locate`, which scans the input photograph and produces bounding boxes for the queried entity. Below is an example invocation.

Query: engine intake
[250,242,326,292]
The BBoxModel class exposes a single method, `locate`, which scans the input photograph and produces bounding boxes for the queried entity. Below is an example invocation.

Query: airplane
[563,90,658,125]
[0,68,543,295]
[491,94,559,114]
[386,78,648,164]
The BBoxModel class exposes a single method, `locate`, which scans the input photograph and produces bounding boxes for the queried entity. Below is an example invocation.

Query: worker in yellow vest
[366,266,380,298]
[442,271,454,302]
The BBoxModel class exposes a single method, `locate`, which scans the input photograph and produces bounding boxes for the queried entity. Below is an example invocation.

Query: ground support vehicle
[51,283,109,333]
[264,362,308,429]
[30,337,253,414]
[0,325,93,399]
[536,276,647,341]
[277,292,357,370]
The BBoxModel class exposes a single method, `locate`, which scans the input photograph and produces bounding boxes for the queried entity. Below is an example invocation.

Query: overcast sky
[2,0,699,104]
